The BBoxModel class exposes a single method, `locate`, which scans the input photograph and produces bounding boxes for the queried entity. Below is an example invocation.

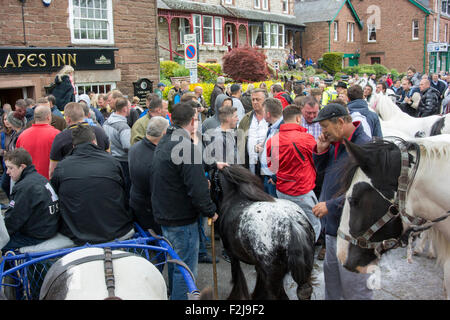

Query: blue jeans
[276,190,321,243]
[161,222,199,300]
[2,232,45,252]
[263,176,278,198]
[324,235,373,300]
[198,217,209,257]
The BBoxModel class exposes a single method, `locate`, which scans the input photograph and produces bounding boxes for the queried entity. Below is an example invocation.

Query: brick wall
[352,0,428,73]
[0,0,159,100]
[301,21,329,63]
[331,4,362,60]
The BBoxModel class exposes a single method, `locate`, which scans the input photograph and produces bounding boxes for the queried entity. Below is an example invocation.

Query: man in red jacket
[272,84,293,109]
[16,100,60,180]
[266,105,321,242]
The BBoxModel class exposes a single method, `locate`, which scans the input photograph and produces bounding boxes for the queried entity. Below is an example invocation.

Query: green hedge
[198,63,222,83]
[160,60,180,79]
[321,52,344,75]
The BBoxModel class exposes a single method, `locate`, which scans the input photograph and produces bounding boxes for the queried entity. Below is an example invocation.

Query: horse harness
[338,139,450,260]
[40,248,134,300]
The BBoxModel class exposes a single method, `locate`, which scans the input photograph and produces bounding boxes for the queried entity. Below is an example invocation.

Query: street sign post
[184,34,198,69]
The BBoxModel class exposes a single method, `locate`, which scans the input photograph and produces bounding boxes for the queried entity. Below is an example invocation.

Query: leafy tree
[222,46,270,82]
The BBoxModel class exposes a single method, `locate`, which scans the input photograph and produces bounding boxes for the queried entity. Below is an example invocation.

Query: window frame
[179,18,191,45]
[412,20,419,40]
[278,24,285,49]
[254,0,261,9]
[75,81,116,95]
[270,23,279,48]
[214,17,223,45]
[202,15,214,45]
[262,0,269,10]
[368,23,377,43]
[347,22,354,42]
[333,21,339,42]
[282,0,289,14]
[193,14,203,44]
[68,0,114,45]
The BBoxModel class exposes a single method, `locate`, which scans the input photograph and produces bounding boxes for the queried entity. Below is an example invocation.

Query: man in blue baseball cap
[154,82,166,99]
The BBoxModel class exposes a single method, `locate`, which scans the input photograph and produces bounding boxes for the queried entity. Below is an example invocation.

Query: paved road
[191,230,445,300]
[1,188,444,300]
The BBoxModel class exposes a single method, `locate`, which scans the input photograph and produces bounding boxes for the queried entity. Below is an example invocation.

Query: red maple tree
[222,46,270,82]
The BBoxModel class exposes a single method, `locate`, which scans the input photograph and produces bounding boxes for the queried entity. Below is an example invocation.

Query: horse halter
[338,139,450,260]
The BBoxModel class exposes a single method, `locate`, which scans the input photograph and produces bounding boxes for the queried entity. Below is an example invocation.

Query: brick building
[295,0,363,68]
[296,0,450,74]
[0,0,159,107]
[157,0,305,69]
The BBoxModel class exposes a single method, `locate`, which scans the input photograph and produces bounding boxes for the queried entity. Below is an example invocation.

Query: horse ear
[344,139,371,168]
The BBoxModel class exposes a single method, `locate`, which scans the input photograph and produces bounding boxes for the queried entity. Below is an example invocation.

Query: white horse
[40,247,168,300]
[337,135,450,299]
[370,95,450,137]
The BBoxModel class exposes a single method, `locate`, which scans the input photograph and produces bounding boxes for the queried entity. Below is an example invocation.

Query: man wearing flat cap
[311,103,372,300]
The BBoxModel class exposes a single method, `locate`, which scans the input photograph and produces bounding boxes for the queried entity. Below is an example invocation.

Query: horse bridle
[338,139,450,259]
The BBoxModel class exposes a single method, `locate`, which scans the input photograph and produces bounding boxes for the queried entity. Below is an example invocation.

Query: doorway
[0,88,25,109]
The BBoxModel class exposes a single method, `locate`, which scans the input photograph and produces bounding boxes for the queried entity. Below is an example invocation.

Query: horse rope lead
[208,218,218,300]
[338,138,450,262]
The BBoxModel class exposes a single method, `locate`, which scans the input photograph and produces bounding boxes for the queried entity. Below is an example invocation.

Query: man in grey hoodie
[201,94,233,135]
[103,97,132,207]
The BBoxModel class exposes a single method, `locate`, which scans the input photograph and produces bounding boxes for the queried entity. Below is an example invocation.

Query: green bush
[160,60,181,79]
[371,64,389,77]
[321,52,344,75]
[173,66,190,77]
[198,63,223,83]
[357,65,376,76]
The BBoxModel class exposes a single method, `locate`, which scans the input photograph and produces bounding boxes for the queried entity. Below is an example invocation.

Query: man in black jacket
[50,125,134,245]
[128,116,169,234]
[418,79,441,117]
[151,102,220,300]
[2,148,60,251]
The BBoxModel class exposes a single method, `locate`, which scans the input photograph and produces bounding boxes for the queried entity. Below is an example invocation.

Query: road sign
[184,34,198,69]
[190,68,198,84]
[427,42,449,53]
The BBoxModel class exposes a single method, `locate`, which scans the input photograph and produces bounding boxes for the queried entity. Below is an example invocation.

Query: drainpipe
[424,14,428,74]
[328,21,331,52]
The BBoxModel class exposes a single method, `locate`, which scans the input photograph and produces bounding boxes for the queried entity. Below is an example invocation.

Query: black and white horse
[336,136,450,299]
[210,165,315,300]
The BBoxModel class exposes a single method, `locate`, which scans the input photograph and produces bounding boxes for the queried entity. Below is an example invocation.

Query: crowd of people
[0,63,448,300]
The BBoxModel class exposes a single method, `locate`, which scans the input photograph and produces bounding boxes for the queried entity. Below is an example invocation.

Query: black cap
[341,75,349,81]
[335,81,348,89]
[312,103,349,123]
[324,78,333,84]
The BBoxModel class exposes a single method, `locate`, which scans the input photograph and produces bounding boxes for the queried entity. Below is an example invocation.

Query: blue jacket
[347,99,383,138]
[313,123,371,236]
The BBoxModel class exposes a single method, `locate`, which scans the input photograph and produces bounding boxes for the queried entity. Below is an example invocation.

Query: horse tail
[287,221,315,300]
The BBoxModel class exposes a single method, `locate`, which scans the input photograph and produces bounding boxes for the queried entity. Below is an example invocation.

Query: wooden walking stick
[208,217,219,300]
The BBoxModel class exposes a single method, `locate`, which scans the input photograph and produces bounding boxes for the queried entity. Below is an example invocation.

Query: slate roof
[157,0,305,27]
[294,0,345,24]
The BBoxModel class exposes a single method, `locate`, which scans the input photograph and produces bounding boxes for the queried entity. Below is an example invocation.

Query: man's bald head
[419,79,430,92]
[34,104,52,124]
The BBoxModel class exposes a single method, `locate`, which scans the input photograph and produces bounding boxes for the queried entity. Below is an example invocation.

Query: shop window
[76,82,116,95]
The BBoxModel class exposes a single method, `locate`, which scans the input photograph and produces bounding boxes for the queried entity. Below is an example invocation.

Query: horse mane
[221,165,275,203]
[412,135,450,163]
[430,117,446,136]
[373,95,411,121]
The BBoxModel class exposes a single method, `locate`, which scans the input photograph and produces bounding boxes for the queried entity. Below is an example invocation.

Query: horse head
[336,139,408,273]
